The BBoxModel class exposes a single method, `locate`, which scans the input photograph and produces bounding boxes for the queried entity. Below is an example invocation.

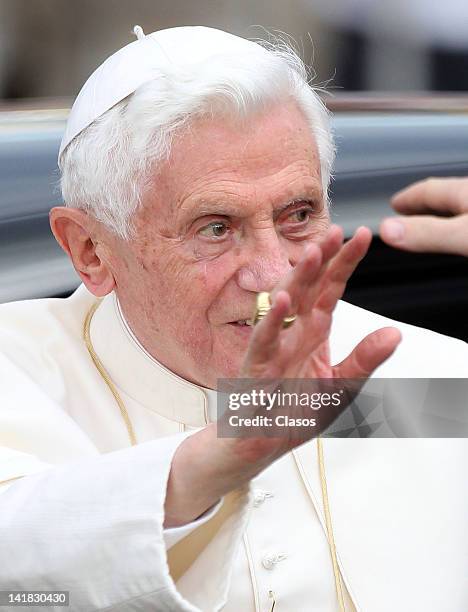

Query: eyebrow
[182,193,323,223]
[272,197,322,220]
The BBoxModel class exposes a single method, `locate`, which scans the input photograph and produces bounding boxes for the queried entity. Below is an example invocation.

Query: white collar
[89,291,217,426]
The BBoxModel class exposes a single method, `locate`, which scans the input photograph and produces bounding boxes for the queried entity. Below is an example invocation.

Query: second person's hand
[380,177,468,256]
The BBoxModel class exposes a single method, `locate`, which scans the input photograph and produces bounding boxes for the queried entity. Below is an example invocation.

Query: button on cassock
[253,489,274,507]
[261,552,288,570]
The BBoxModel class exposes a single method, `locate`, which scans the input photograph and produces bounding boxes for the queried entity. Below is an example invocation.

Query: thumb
[380,215,468,256]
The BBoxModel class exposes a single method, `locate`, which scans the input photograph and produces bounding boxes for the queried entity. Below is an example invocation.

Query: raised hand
[242,224,400,382]
[233,225,401,459]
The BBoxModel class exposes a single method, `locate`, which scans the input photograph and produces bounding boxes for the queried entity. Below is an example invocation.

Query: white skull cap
[58,25,264,162]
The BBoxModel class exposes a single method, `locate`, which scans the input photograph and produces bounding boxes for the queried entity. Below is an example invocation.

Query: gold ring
[253,291,297,329]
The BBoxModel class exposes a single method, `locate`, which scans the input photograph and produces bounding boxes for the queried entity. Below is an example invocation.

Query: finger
[379,215,468,255]
[319,224,344,262]
[279,225,343,317]
[243,290,291,374]
[313,226,372,314]
[391,177,468,216]
[295,225,345,315]
[333,327,402,379]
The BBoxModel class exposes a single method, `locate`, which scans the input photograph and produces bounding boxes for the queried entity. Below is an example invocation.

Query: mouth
[228,319,254,327]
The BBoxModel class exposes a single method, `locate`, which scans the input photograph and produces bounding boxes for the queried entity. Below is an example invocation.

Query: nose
[236,230,293,293]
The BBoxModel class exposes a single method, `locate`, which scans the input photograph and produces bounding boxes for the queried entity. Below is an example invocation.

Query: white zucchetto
[59,25,265,162]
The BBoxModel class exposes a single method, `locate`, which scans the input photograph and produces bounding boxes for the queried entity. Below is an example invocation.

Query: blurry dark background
[1,0,467,100]
[1,0,468,341]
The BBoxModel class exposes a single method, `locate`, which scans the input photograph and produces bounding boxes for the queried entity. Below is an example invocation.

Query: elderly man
[1,26,467,612]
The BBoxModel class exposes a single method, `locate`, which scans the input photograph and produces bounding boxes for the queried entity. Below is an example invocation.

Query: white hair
[59,39,335,239]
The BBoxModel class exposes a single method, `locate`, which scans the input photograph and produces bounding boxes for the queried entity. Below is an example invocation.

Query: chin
[204,332,250,383]
[203,356,243,387]
[220,356,245,380]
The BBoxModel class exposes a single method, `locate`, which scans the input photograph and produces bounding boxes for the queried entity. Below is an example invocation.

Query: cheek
[149,251,235,332]
[193,258,232,295]
[165,257,237,365]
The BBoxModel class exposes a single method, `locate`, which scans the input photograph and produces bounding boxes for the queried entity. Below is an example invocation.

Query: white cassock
[0,285,467,611]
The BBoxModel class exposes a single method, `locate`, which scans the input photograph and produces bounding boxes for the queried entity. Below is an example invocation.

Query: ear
[49,206,115,297]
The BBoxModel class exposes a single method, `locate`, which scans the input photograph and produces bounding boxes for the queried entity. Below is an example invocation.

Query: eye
[198,220,230,238]
[289,208,311,223]
[279,203,317,238]
[283,205,314,226]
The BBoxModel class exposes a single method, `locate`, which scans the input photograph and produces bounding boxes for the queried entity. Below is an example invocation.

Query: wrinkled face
[111,101,330,388]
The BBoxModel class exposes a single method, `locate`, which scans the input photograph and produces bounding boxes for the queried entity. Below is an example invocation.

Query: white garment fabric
[1,285,467,611]
[163,500,224,549]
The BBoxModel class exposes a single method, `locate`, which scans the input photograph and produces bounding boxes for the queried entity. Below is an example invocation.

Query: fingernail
[382,219,405,243]
[354,225,369,237]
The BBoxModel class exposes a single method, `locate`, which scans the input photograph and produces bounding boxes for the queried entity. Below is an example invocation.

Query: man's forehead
[138,134,324,233]
[151,103,322,212]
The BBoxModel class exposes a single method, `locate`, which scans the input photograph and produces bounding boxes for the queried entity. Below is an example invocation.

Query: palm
[253,325,332,380]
